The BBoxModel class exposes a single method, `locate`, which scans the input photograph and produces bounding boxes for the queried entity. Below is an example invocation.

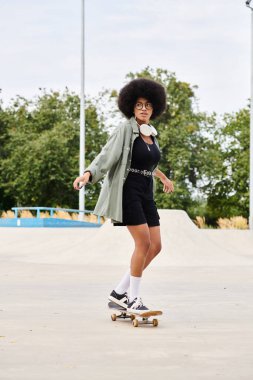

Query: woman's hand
[160,176,174,193]
[73,172,91,190]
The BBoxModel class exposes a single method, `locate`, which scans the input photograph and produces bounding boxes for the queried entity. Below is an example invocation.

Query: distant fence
[0,207,102,228]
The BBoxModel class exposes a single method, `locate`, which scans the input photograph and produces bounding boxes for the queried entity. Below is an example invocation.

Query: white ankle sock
[114,269,130,294]
[129,275,142,302]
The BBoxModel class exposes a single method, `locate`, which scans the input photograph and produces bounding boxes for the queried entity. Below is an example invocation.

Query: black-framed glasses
[135,102,153,110]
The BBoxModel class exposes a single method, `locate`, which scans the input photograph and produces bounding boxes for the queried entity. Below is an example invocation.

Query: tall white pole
[250,9,253,230]
[246,2,253,230]
[79,0,85,220]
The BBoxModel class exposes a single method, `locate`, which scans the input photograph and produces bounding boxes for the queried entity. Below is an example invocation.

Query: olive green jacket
[84,116,160,223]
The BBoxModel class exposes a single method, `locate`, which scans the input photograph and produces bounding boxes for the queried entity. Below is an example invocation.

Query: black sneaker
[127,297,150,314]
[108,290,128,309]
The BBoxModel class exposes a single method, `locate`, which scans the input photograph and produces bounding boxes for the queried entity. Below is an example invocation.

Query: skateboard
[108,301,163,327]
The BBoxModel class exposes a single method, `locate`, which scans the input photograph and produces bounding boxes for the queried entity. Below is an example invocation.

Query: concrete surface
[0,210,253,379]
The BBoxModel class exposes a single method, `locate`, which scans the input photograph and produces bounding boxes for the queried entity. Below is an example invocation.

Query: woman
[73,78,174,313]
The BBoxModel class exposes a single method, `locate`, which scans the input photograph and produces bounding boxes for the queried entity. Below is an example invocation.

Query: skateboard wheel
[133,319,139,327]
[111,314,117,321]
[152,319,158,327]
[130,314,135,321]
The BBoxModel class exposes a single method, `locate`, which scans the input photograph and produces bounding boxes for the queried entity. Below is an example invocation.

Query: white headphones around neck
[135,119,158,137]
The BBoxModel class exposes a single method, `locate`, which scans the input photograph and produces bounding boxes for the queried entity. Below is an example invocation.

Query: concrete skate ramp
[1,209,252,266]
[69,209,253,266]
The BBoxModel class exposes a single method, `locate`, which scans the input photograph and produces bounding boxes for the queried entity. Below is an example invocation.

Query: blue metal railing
[11,206,101,224]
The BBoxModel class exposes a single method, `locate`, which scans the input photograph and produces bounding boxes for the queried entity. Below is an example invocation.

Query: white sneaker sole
[108,295,127,309]
[127,307,150,315]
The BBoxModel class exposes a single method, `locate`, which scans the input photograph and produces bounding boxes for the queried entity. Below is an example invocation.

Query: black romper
[114,134,161,227]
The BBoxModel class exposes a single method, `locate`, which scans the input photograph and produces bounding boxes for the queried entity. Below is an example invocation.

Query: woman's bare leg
[127,224,151,276]
[111,224,161,307]
[143,226,162,270]
[126,223,151,303]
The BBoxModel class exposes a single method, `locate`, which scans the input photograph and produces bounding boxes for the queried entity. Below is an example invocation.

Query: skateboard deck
[108,301,163,327]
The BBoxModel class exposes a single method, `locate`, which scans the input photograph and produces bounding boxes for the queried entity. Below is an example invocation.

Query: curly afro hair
[118,78,166,120]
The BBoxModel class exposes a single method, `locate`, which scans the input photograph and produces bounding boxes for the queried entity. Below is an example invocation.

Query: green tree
[0,89,108,211]
[204,107,250,221]
[0,95,16,210]
[0,70,250,224]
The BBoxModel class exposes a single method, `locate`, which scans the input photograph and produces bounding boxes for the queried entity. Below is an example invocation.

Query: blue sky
[0,0,251,114]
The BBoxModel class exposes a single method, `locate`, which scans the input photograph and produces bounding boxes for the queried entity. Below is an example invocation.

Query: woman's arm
[153,167,174,193]
[73,125,125,190]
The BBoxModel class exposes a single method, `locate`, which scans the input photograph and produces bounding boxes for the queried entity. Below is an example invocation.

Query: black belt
[127,168,153,177]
